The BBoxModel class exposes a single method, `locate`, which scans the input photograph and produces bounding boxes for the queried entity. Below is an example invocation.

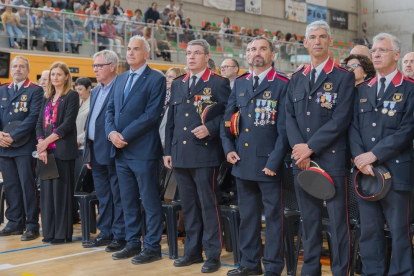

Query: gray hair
[372,33,401,52]
[93,50,119,70]
[129,35,151,53]
[187,39,210,54]
[250,36,274,52]
[305,20,331,39]
[11,56,30,70]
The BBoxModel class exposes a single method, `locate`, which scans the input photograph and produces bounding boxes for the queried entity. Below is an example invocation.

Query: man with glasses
[83,50,125,253]
[106,36,166,264]
[219,59,239,89]
[402,52,414,78]
[164,39,231,273]
[349,33,414,276]
[221,37,289,276]
[285,21,355,276]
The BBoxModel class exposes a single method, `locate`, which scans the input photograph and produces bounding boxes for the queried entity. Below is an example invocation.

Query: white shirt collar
[253,66,272,85]
[190,68,207,80]
[13,80,25,91]
[377,69,398,94]
[311,57,330,81]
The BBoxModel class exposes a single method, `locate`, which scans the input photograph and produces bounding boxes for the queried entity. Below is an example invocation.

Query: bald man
[403,52,414,78]
[350,45,371,59]
[39,70,49,93]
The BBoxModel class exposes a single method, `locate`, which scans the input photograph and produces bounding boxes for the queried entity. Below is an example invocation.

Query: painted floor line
[0,248,104,271]
[0,244,51,254]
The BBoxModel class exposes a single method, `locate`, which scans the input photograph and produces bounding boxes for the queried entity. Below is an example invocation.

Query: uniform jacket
[36,90,80,161]
[349,71,414,191]
[286,58,356,176]
[84,84,115,165]
[164,69,231,168]
[0,79,43,157]
[221,67,290,182]
[105,66,166,160]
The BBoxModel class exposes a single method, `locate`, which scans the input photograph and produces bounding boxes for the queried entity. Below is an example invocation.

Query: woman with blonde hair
[36,62,80,244]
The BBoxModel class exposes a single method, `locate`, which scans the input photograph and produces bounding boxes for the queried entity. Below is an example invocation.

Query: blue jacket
[349,71,414,192]
[0,79,43,157]
[105,66,166,160]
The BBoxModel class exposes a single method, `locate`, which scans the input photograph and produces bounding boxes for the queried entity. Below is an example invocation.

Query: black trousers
[0,155,39,231]
[174,167,222,260]
[236,178,284,274]
[294,175,350,276]
[358,186,413,276]
[40,157,75,240]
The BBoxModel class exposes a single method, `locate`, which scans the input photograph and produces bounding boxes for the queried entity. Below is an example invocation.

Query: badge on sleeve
[21,95,27,101]
[323,82,333,91]
[392,93,403,102]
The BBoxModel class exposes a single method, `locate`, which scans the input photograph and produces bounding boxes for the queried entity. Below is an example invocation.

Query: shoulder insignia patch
[212,72,225,79]
[356,77,372,87]
[403,76,414,84]
[236,71,250,80]
[336,64,354,72]
[0,82,11,87]
[173,73,187,81]
[292,64,307,76]
[275,70,290,82]
[30,83,40,88]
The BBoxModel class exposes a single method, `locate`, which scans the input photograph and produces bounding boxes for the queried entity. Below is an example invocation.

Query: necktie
[189,75,197,95]
[253,76,259,90]
[123,72,136,103]
[310,69,316,90]
[15,84,18,93]
[377,77,386,103]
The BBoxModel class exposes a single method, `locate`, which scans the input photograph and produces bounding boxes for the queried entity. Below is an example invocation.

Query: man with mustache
[221,36,289,276]
[285,20,356,276]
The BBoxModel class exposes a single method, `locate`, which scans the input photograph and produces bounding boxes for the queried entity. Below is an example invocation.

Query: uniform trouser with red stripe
[294,176,350,276]
[0,155,39,231]
[236,178,284,274]
[358,186,413,276]
[174,167,222,260]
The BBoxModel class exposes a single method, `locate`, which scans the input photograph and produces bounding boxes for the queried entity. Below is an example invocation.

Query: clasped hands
[292,143,313,171]
[0,132,13,148]
[354,152,377,176]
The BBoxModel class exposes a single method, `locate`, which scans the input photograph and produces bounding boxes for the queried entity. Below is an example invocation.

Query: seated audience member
[201,22,217,47]
[181,17,195,42]
[43,0,54,10]
[219,16,233,42]
[159,7,170,25]
[131,8,144,23]
[12,0,29,7]
[1,5,23,49]
[52,0,67,10]
[253,28,260,37]
[101,17,123,56]
[75,77,91,152]
[16,7,34,50]
[144,2,159,23]
[99,0,111,16]
[342,54,376,85]
[176,2,184,22]
[113,0,124,16]
[30,0,44,9]
[154,19,172,61]
[32,9,46,50]
[43,11,74,53]
[36,62,79,245]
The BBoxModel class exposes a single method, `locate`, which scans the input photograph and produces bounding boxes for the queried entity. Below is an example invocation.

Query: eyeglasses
[348,63,361,69]
[185,51,206,56]
[369,48,395,55]
[92,63,112,69]
[220,65,236,70]
[403,59,414,65]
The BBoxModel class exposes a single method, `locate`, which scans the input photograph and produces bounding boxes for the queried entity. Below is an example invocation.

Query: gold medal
[382,108,388,114]
[260,107,265,113]
[255,107,261,113]
[23,107,28,112]
[388,109,395,116]
[14,108,18,113]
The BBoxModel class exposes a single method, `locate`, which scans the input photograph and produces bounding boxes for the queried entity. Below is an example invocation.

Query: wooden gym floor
[0,218,333,276]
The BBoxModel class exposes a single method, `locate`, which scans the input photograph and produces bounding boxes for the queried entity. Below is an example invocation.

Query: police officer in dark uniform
[285,21,356,276]
[349,33,414,276]
[164,39,231,273]
[221,37,290,276]
[0,56,43,240]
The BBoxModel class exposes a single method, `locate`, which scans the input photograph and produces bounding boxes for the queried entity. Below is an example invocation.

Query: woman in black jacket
[36,62,79,244]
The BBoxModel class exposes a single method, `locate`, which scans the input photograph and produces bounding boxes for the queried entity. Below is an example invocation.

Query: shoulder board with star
[404,76,414,84]
[356,77,372,87]
[336,64,354,73]
[236,71,250,80]
[275,70,290,82]
[0,82,11,87]
[291,64,307,77]
[173,73,187,81]
[212,72,225,79]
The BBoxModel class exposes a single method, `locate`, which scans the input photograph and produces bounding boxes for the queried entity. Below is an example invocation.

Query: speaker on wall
[0,52,11,79]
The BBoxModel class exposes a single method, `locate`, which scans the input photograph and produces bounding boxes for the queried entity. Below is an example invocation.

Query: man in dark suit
[164,39,231,273]
[221,37,289,276]
[0,56,43,240]
[106,36,166,264]
[349,33,414,276]
[83,50,125,252]
[285,21,355,276]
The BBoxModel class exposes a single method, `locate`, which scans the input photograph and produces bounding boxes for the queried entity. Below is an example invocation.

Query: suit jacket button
[245,128,249,132]
[185,113,189,117]
[306,128,310,132]
[371,137,375,142]
[205,143,208,146]
[245,143,248,147]
[184,127,187,130]
[187,100,190,103]
[375,108,378,112]
[332,150,335,153]
[183,141,187,144]
[396,160,399,163]
[9,112,12,115]
[372,123,376,127]
[307,111,310,115]
[174,101,177,104]
[248,114,252,118]
[251,100,253,103]
[308,96,312,99]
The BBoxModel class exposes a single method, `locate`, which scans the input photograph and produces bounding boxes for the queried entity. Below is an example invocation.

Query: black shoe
[0,227,23,236]
[264,273,280,276]
[42,237,53,243]
[50,238,72,245]
[201,258,221,273]
[112,245,141,260]
[21,230,40,241]
[105,239,126,252]
[82,237,112,248]
[173,255,204,267]
[227,266,263,276]
[131,249,161,264]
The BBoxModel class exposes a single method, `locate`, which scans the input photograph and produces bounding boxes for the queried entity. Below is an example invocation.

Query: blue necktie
[124,72,136,102]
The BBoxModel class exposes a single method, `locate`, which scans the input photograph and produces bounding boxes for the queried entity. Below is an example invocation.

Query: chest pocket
[236,96,249,108]
[384,100,406,129]
[292,93,305,116]
[171,98,183,117]
[358,103,373,129]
